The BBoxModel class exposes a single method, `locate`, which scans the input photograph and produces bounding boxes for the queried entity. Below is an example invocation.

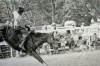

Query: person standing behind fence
[77,36,83,47]
[66,30,72,50]
[70,37,75,50]
[53,39,59,54]
[42,42,50,55]
[77,36,87,51]
[64,38,68,46]
[53,31,60,40]
[60,35,66,51]
[91,33,100,50]
[72,32,78,47]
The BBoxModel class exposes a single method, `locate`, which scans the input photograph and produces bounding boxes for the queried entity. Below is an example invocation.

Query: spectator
[80,40,87,51]
[53,31,60,40]
[91,33,100,49]
[53,39,59,54]
[60,35,66,51]
[42,42,50,54]
[66,30,72,50]
[70,37,75,50]
[72,32,78,47]
[64,38,68,46]
[77,36,83,47]
[52,23,56,30]
[77,36,87,51]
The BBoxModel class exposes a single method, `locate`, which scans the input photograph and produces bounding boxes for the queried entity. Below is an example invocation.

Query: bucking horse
[0,23,55,66]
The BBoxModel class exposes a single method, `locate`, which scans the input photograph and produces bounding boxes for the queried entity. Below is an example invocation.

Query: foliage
[0,0,100,26]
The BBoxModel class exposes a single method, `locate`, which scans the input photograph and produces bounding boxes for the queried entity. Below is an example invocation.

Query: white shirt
[13,11,21,26]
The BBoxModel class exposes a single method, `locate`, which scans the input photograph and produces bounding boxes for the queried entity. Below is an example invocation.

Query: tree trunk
[51,0,55,24]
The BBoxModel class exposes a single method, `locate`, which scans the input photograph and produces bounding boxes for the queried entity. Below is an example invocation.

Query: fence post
[16,51,19,57]
[10,47,13,57]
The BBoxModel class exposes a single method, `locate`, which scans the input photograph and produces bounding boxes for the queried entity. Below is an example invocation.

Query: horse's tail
[31,51,48,66]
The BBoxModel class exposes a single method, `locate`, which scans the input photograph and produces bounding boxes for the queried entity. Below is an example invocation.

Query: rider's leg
[19,35,26,50]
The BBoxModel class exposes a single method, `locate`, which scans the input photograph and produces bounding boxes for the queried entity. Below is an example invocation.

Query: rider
[13,7,25,28]
[13,7,27,51]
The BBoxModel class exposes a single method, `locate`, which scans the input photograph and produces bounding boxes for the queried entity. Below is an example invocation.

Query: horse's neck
[29,33,50,49]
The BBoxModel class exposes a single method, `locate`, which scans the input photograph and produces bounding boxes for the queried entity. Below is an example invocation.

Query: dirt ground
[0,50,100,66]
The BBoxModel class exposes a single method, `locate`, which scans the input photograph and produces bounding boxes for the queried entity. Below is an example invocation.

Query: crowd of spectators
[42,30,100,55]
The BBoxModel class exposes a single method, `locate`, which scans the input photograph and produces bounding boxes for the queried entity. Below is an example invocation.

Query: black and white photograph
[0,0,100,66]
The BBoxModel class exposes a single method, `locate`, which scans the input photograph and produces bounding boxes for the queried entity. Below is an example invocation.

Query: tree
[1,0,100,26]
[86,0,100,21]
[63,0,92,26]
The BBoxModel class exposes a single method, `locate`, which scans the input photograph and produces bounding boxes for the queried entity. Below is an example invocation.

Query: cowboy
[13,7,25,28]
[13,7,27,51]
